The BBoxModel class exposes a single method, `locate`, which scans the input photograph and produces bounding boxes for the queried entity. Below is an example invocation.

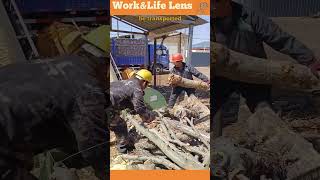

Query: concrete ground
[195,67,210,79]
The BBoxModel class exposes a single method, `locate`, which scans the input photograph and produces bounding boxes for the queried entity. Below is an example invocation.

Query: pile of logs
[110,95,210,170]
[213,103,320,180]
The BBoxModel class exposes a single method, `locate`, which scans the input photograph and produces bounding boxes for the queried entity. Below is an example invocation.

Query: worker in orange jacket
[212,0,320,118]
[168,53,210,108]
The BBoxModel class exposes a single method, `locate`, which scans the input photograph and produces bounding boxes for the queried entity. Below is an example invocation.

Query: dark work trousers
[108,109,129,153]
[211,76,272,135]
[168,87,196,108]
[210,77,273,178]
[0,132,37,180]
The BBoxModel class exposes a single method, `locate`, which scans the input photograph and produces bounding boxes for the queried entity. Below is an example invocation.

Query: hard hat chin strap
[136,75,150,89]
[136,75,143,80]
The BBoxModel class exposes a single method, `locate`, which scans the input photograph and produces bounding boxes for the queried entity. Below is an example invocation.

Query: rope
[55,141,109,165]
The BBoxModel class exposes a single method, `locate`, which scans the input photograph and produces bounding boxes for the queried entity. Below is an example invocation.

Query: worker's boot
[113,124,134,154]
[110,113,135,154]
[115,131,134,154]
[116,135,128,154]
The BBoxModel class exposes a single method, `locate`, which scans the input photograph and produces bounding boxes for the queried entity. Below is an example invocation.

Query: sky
[190,15,210,45]
[110,15,210,46]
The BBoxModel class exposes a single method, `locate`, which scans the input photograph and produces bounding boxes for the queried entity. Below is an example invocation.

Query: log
[125,114,205,169]
[149,128,203,166]
[186,118,210,149]
[166,119,210,142]
[135,138,157,150]
[195,120,210,133]
[120,155,181,170]
[168,74,209,91]
[168,139,206,157]
[172,95,210,124]
[212,42,320,90]
[245,106,320,179]
[213,105,320,179]
[117,98,210,170]
[136,164,156,170]
[211,137,256,179]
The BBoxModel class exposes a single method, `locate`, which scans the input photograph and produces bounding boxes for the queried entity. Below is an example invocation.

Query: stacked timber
[110,95,210,170]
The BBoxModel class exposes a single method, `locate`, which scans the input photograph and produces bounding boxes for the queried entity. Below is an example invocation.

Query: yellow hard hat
[135,69,152,83]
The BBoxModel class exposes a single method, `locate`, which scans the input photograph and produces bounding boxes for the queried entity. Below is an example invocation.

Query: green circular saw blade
[143,87,167,110]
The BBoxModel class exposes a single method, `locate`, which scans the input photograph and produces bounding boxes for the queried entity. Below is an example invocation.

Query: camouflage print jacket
[168,62,209,107]
[0,55,108,179]
[110,78,153,120]
[214,1,315,64]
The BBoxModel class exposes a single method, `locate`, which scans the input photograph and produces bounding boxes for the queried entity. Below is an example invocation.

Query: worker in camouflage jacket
[168,53,210,108]
[212,0,320,117]
[0,53,108,180]
[110,69,157,153]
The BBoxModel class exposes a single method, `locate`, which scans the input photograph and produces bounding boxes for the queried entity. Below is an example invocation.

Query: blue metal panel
[190,53,210,67]
[111,39,170,67]
[111,38,146,66]
[116,56,144,66]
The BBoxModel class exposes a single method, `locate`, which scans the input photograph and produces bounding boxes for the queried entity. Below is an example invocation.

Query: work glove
[203,80,210,91]
[309,58,320,78]
[162,106,174,115]
[142,111,158,123]
[165,106,171,113]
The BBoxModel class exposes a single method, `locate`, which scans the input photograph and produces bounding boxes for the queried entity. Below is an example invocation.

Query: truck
[111,38,170,73]
[149,44,170,73]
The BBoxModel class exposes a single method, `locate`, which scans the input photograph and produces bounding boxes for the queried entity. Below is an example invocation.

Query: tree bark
[121,155,181,170]
[172,94,210,124]
[125,114,205,169]
[212,42,319,90]
[168,74,209,91]
[213,106,320,179]
[166,119,210,142]
[245,106,320,179]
